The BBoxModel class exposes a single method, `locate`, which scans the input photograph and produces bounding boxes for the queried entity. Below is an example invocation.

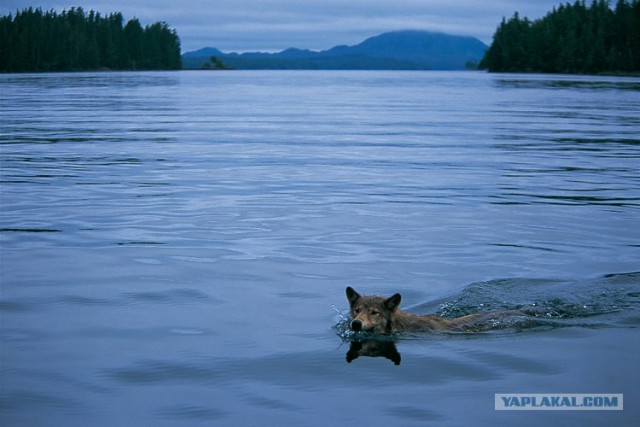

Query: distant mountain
[182,30,488,70]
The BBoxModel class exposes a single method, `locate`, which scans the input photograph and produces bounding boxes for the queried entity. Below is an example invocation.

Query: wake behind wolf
[335,273,640,364]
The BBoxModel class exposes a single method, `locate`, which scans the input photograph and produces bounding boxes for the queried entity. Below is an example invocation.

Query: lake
[1,70,639,426]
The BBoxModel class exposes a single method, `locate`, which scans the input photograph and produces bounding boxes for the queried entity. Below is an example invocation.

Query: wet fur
[346,286,484,334]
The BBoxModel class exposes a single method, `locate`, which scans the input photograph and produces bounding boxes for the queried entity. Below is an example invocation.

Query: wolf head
[346,286,401,334]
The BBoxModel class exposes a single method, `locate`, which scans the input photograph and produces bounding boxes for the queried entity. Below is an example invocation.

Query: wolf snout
[350,319,363,331]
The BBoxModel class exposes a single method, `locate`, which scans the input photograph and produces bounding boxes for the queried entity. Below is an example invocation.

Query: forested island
[4,2,639,75]
[480,0,640,74]
[0,7,181,72]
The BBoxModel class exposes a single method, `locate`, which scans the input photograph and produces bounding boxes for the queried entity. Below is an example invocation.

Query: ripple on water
[156,404,225,421]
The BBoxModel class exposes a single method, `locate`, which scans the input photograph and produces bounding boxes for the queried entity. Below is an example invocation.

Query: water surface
[1,70,639,425]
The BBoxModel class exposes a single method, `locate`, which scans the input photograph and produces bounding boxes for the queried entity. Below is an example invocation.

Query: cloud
[1,0,563,52]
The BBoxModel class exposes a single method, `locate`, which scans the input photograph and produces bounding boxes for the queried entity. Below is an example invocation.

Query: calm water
[1,70,639,426]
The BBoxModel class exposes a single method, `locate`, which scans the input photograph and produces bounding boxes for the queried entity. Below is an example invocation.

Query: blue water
[1,70,639,426]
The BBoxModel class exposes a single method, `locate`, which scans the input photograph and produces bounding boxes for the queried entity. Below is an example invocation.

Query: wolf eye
[370,310,379,316]
[354,308,361,314]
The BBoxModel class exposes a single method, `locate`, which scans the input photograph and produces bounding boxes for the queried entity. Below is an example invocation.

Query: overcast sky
[2,1,563,53]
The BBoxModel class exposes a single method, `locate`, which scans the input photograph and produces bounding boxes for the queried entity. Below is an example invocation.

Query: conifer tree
[480,0,640,73]
[0,7,182,72]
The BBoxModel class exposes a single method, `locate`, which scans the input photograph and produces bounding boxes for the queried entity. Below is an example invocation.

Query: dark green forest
[480,0,640,73]
[0,7,181,72]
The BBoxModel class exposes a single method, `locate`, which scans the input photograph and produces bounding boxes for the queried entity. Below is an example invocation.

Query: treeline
[480,0,640,73]
[0,7,181,72]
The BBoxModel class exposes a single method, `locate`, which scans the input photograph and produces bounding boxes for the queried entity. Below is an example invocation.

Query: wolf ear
[385,293,401,311]
[346,286,360,306]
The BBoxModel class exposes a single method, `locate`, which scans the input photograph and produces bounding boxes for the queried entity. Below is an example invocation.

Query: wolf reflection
[346,339,402,365]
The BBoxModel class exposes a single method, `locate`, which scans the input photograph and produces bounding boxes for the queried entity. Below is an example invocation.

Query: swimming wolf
[346,286,486,334]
